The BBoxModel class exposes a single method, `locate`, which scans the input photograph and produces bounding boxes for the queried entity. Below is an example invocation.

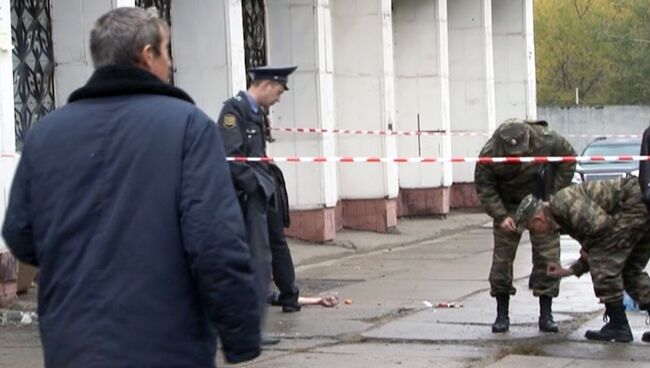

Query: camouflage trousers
[588,231,650,306]
[489,225,561,297]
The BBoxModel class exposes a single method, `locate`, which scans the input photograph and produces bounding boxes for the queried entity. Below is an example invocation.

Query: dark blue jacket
[2,65,260,367]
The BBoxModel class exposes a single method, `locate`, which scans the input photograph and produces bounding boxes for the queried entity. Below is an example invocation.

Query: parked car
[572,137,641,183]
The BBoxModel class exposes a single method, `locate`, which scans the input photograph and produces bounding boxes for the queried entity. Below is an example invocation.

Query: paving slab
[487,354,650,368]
[569,311,650,345]
[238,343,494,368]
[265,306,374,338]
[289,212,490,267]
[362,262,601,342]
[541,341,650,362]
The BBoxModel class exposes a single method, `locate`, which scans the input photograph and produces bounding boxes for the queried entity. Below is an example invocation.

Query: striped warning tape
[226,155,650,163]
[270,127,641,139]
[270,127,450,136]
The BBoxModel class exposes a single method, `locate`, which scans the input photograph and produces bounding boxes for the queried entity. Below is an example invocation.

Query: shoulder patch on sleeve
[223,113,238,128]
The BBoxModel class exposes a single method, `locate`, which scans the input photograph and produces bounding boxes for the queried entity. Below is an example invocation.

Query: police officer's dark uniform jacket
[218,91,276,202]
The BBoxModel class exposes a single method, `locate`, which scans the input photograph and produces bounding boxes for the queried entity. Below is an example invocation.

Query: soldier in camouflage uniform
[475,119,576,333]
[514,176,650,343]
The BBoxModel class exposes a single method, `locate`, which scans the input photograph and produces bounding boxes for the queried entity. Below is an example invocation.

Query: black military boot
[492,294,510,333]
[641,303,650,343]
[539,296,559,332]
[585,302,633,342]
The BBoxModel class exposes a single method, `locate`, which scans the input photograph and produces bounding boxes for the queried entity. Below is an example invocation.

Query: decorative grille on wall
[135,0,172,24]
[11,0,55,151]
[242,0,267,86]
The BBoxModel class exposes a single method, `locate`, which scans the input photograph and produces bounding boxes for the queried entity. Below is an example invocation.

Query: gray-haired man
[3,7,260,367]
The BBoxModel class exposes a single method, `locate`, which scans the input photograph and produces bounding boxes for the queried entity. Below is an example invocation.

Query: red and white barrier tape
[270,127,641,139]
[270,127,450,136]
[227,155,650,163]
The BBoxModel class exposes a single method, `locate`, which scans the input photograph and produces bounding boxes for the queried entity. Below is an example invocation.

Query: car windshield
[582,144,639,156]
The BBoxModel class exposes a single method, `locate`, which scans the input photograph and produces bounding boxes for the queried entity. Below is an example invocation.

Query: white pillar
[492,0,536,123]
[266,0,338,241]
[393,0,452,215]
[171,0,245,120]
[112,0,135,7]
[448,0,496,187]
[332,0,398,232]
[0,0,13,253]
[52,0,133,106]
[0,0,14,155]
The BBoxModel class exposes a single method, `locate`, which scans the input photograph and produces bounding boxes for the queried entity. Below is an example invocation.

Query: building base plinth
[0,252,18,308]
[341,198,397,233]
[398,187,450,217]
[450,183,481,209]
[285,207,337,243]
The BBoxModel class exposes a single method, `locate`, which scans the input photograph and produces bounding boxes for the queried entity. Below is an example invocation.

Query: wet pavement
[2,211,650,367]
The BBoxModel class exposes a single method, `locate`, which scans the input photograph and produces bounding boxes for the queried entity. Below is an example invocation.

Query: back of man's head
[90,7,168,69]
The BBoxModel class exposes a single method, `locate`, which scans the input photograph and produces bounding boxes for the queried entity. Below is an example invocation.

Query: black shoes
[281,303,302,313]
[492,295,560,333]
[642,331,650,343]
[260,334,281,345]
[492,294,510,333]
[585,302,633,343]
[539,296,559,333]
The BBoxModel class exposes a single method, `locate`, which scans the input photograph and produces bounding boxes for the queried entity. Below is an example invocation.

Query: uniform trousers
[490,224,560,297]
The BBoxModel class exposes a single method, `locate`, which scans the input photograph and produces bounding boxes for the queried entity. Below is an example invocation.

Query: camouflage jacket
[549,176,649,247]
[549,176,650,276]
[475,122,576,222]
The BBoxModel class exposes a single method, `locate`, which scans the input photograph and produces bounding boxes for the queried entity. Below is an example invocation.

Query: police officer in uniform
[217,65,297,344]
[475,119,576,333]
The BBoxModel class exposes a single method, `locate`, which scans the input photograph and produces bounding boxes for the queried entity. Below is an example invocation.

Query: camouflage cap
[514,194,543,233]
[497,119,530,155]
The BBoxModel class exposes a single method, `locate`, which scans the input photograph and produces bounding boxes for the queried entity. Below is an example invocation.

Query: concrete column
[492,0,536,123]
[171,0,246,120]
[448,0,496,208]
[332,0,398,233]
[112,0,135,7]
[393,0,452,217]
[0,0,13,255]
[51,0,134,106]
[267,0,338,242]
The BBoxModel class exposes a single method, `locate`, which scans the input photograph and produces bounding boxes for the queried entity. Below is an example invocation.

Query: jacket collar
[68,64,194,104]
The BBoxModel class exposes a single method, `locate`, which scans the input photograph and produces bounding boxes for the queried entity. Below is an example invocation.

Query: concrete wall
[51,0,135,106]
[492,0,536,123]
[1,0,539,240]
[332,0,398,200]
[539,105,650,153]
[0,0,14,253]
[267,0,338,210]
[171,0,246,120]
[393,0,451,189]
[448,0,496,183]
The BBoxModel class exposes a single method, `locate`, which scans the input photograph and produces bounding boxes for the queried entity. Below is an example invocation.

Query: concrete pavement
[2,211,650,367]
[235,212,650,367]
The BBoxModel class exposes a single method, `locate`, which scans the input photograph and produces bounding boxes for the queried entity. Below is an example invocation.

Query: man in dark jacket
[2,7,260,367]
[217,65,298,343]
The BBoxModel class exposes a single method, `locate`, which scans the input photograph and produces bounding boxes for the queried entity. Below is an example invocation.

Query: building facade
[0,0,536,258]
